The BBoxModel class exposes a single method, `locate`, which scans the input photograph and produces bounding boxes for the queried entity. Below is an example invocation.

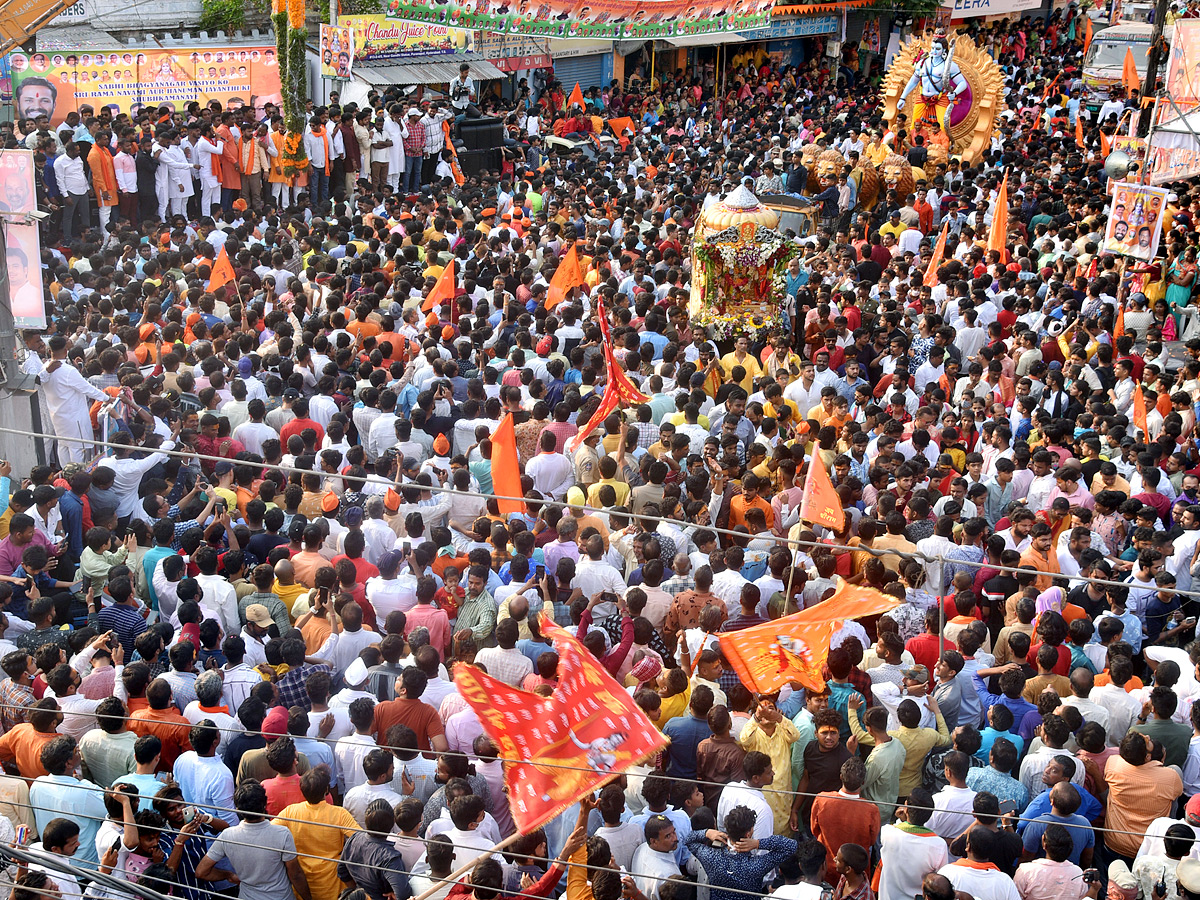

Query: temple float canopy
[688,185,799,343]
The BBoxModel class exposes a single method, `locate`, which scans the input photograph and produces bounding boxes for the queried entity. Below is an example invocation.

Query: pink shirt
[404,603,451,660]
[1013,859,1088,900]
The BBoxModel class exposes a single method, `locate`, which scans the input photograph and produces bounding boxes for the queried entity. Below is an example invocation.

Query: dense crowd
[8,6,1200,900]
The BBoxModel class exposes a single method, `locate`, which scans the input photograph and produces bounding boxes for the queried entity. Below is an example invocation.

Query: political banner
[453,617,668,834]
[10,45,281,127]
[0,149,35,215]
[319,24,354,79]
[1148,143,1200,184]
[337,15,473,61]
[942,0,1040,19]
[7,221,43,329]
[1103,181,1168,261]
[1160,19,1200,124]
[383,0,770,40]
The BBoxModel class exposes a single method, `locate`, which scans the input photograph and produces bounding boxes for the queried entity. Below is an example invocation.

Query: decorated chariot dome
[688,186,797,341]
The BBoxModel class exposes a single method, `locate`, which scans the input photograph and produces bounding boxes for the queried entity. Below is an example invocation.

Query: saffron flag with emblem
[206,246,235,293]
[799,452,843,529]
[1115,302,1126,339]
[453,617,668,834]
[490,412,525,515]
[719,582,903,694]
[1076,114,1085,150]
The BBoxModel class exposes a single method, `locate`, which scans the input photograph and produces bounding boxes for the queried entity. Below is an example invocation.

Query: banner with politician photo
[319,24,355,78]
[382,0,770,40]
[6,222,43,330]
[1103,181,1168,262]
[0,149,35,216]
[10,46,282,127]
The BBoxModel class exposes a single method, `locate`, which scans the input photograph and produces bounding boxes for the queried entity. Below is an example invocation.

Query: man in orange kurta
[216,113,242,212]
[1019,525,1061,591]
[88,138,118,231]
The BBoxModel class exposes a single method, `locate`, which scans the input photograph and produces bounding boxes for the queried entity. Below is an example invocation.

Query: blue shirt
[30,774,107,870]
[966,765,1030,810]
[1020,812,1095,865]
[59,490,86,558]
[972,671,1038,726]
[662,715,712,779]
[976,726,1024,761]
[630,807,693,866]
[1019,784,1103,827]
[684,831,797,900]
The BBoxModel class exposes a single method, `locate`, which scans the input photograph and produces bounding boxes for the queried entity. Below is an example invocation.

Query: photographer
[448,63,476,127]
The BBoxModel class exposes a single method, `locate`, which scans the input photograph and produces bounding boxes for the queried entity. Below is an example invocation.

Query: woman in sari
[1167,245,1197,330]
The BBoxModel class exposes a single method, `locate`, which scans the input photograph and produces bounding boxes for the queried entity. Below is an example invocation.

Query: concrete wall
[53,0,206,32]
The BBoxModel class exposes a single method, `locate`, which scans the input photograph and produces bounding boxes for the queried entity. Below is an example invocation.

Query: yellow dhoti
[911,93,953,132]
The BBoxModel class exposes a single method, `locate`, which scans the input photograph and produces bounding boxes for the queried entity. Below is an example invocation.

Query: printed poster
[382,0,770,40]
[7,221,43,329]
[319,24,355,79]
[336,16,474,61]
[1104,181,1168,261]
[10,46,281,127]
[1161,19,1200,123]
[0,149,35,215]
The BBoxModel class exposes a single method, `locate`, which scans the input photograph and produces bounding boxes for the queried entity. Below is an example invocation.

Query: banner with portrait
[1103,181,1168,262]
[382,0,770,41]
[0,149,35,215]
[6,221,43,329]
[1160,19,1200,124]
[10,45,282,127]
[319,24,354,78]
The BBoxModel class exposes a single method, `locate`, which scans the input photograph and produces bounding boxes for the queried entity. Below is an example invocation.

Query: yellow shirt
[719,352,762,392]
[765,398,799,423]
[587,478,631,508]
[879,221,907,239]
[274,580,309,621]
[274,802,360,900]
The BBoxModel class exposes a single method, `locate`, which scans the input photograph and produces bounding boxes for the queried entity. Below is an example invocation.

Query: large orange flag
[545,243,585,310]
[799,453,843,530]
[1076,114,1085,149]
[567,82,585,111]
[1114,302,1126,339]
[421,258,456,313]
[206,245,235,293]
[923,222,949,287]
[1123,47,1141,96]
[607,116,634,138]
[1100,130,1111,157]
[490,412,525,515]
[454,616,668,833]
[987,172,1008,256]
[1084,16,1094,56]
[1133,384,1148,438]
[719,582,903,693]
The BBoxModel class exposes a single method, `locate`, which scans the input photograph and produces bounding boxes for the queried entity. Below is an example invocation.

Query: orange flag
[1084,16,1094,56]
[719,582,903,693]
[206,245,235,293]
[1076,114,1085,149]
[799,453,844,530]
[1100,130,1111,157]
[545,243,585,310]
[454,616,667,833]
[987,171,1008,256]
[1042,73,1060,101]
[489,412,525,515]
[567,82,584,111]
[923,222,949,287]
[1133,384,1148,437]
[1123,47,1140,96]
[421,258,456,313]
[1114,302,1126,339]
[607,116,634,138]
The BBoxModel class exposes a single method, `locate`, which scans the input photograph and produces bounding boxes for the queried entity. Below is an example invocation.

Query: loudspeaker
[459,147,503,180]
[458,117,504,151]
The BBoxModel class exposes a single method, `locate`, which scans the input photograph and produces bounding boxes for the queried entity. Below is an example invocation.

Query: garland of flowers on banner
[693,224,799,340]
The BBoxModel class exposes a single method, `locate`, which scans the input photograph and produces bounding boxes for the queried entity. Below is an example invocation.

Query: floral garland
[692,225,798,340]
[271,0,308,178]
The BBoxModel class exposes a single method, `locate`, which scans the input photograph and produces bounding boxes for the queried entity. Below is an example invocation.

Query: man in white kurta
[38,336,110,464]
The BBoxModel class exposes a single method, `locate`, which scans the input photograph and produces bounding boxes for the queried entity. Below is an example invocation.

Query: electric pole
[1140,0,1171,136]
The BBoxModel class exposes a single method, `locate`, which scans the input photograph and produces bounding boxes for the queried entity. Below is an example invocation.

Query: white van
[1083,20,1172,109]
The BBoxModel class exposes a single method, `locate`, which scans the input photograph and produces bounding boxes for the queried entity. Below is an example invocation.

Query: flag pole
[410,833,524,900]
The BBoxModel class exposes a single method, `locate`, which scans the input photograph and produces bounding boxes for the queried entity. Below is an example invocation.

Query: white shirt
[879,823,949,900]
[938,862,1021,900]
[343,781,404,827]
[334,732,379,793]
[925,784,977,840]
[716,781,773,844]
[630,843,680,900]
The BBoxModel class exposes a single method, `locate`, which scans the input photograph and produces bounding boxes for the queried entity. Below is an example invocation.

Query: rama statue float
[882,30,1004,167]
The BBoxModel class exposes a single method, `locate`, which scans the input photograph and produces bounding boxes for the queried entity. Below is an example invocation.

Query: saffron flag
[1084,15,1094,56]
[987,171,1008,255]
[206,245,235,293]
[1100,130,1111,157]
[1123,47,1140,96]
[566,297,649,452]
[490,412,525,515]
[923,222,949,287]
[1133,384,1148,438]
[1042,73,1060,101]
[454,617,668,833]
[567,82,585,111]
[1076,114,1085,149]
[1114,302,1125,339]
[607,116,634,138]
[545,243,585,310]
[422,258,456,313]
[719,582,903,694]
[799,452,843,530]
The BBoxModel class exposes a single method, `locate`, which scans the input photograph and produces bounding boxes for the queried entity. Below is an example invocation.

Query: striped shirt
[96,602,149,659]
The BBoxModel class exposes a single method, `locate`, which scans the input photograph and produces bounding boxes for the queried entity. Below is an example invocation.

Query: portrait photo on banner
[319,24,355,79]
[1103,182,1168,262]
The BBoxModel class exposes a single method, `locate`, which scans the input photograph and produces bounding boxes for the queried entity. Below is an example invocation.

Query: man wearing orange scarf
[196,123,224,218]
[239,122,269,212]
[88,131,119,232]
[266,116,292,208]
[303,112,331,206]
[215,111,242,214]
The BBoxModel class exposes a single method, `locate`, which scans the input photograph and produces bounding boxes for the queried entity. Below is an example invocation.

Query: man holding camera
[449,63,475,127]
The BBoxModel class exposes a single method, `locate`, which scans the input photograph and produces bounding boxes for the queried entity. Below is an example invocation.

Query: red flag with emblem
[454,617,668,833]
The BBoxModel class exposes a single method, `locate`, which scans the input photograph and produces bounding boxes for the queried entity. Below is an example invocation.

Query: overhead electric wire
[0,421,1196,600]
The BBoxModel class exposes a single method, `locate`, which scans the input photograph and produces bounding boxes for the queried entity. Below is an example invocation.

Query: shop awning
[663,31,745,46]
[355,57,505,85]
